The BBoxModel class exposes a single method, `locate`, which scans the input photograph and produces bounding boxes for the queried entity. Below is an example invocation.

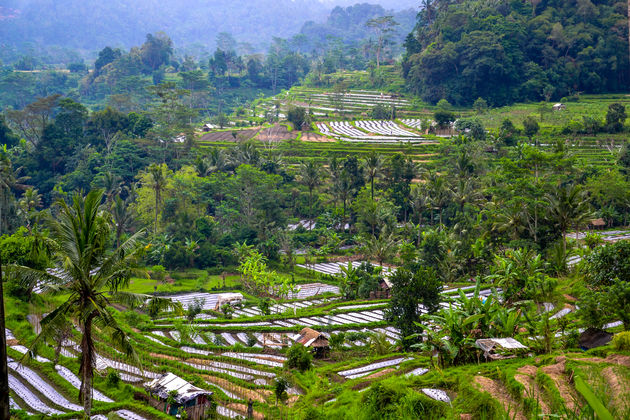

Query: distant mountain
[0,0,419,57]
[298,3,417,53]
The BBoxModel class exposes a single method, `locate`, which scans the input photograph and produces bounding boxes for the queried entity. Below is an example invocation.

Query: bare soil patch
[515,365,550,414]
[541,356,580,412]
[226,403,265,420]
[302,132,335,142]
[258,124,295,142]
[474,376,526,420]
[203,375,266,403]
[150,353,178,361]
[364,368,395,380]
[200,129,259,142]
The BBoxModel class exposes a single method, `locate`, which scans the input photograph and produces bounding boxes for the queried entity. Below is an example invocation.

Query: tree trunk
[79,314,96,416]
[0,254,10,420]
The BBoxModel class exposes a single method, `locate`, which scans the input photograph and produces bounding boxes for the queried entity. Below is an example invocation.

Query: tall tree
[298,160,324,222]
[147,163,168,235]
[363,151,383,199]
[12,190,175,416]
[545,183,593,256]
[366,16,399,68]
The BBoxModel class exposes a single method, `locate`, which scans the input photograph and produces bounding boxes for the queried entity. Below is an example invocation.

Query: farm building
[552,103,566,111]
[295,327,329,356]
[214,292,243,310]
[589,218,606,229]
[145,373,212,419]
[476,337,528,361]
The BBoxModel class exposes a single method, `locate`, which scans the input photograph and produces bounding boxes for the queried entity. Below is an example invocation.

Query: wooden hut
[295,327,329,357]
[145,373,212,419]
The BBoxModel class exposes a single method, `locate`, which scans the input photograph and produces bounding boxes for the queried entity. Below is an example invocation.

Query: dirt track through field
[541,356,579,412]
[474,376,526,420]
[515,365,550,414]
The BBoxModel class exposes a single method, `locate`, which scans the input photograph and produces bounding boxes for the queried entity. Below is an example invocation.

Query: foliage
[285,343,312,372]
[612,331,630,351]
[385,264,441,348]
[403,0,629,105]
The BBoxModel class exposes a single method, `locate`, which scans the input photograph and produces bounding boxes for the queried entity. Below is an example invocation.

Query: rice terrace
[2,0,630,419]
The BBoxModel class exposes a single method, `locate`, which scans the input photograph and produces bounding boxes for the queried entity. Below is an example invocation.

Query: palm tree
[147,163,167,235]
[0,152,28,234]
[112,195,136,248]
[545,183,593,256]
[298,160,323,222]
[12,190,176,416]
[18,187,42,231]
[362,231,398,265]
[363,151,383,199]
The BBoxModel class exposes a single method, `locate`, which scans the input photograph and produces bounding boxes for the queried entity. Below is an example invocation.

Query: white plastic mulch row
[336,302,386,311]
[217,405,242,419]
[550,308,572,319]
[10,345,51,363]
[8,359,83,411]
[406,367,429,377]
[422,389,451,403]
[337,357,413,378]
[119,373,143,383]
[55,365,113,402]
[116,409,149,420]
[145,335,169,347]
[206,381,239,399]
[169,331,181,341]
[180,346,211,356]
[355,120,419,137]
[400,119,424,129]
[9,374,65,415]
[184,362,254,381]
[95,354,160,379]
[221,333,238,346]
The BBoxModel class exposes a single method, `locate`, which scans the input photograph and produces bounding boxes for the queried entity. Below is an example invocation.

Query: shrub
[612,331,630,351]
[285,344,312,372]
[106,369,121,388]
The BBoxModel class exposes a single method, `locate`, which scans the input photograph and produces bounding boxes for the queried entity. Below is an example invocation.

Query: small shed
[145,373,212,419]
[552,103,566,111]
[214,293,243,310]
[202,123,218,132]
[589,218,606,229]
[476,337,528,361]
[579,328,613,350]
[295,327,329,356]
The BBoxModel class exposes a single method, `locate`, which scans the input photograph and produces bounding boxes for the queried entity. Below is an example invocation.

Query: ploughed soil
[474,376,526,420]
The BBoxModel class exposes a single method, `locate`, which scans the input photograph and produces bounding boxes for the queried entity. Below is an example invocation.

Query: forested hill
[0,0,416,58]
[298,4,417,54]
[0,0,328,52]
[402,0,630,106]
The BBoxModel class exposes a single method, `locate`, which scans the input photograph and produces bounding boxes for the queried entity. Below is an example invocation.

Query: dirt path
[541,357,580,412]
[226,402,265,420]
[474,376,526,420]
[514,365,550,414]
[572,354,630,368]
[364,368,395,380]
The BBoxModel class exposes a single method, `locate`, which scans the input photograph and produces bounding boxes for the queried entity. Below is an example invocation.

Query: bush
[285,344,312,372]
[612,331,630,351]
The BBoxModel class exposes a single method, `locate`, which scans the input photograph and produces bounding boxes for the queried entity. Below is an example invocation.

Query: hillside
[402,0,630,105]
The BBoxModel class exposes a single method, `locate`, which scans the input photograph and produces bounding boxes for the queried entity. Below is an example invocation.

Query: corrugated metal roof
[145,373,212,404]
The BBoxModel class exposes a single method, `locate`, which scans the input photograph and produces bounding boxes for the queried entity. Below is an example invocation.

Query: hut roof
[579,328,613,350]
[590,218,606,227]
[295,327,329,348]
[145,373,212,404]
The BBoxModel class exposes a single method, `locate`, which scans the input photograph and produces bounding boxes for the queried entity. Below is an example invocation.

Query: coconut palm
[147,163,167,234]
[12,190,177,416]
[545,183,593,256]
[363,151,383,199]
[112,195,136,248]
[298,160,324,222]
